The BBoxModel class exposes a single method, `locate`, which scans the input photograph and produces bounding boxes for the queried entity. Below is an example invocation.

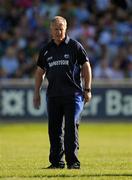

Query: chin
[57,39,62,42]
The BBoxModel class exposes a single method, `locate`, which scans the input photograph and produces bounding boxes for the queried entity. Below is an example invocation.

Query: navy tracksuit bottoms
[47,94,84,166]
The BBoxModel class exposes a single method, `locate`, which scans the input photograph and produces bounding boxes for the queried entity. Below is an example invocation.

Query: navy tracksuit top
[37,36,89,97]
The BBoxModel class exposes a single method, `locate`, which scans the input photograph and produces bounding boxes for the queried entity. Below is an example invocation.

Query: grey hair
[50,16,67,28]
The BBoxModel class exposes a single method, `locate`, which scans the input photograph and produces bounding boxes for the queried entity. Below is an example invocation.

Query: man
[33,16,92,169]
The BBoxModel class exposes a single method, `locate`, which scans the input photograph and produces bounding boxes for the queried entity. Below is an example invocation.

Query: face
[51,21,67,45]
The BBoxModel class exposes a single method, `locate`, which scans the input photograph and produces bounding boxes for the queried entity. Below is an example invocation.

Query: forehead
[51,20,66,29]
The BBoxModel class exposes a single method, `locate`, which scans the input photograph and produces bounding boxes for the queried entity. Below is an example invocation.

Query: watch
[84,88,91,92]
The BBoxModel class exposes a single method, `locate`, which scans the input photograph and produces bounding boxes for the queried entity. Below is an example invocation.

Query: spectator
[0,47,19,78]
[0,0,131,80]
[16,49,36,78]
[111,58,124,79]
[93,55,113,79]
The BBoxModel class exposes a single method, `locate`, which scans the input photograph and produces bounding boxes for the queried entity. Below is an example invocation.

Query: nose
[57,30,62,35]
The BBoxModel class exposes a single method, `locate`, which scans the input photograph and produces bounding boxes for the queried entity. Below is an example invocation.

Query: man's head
[50,16,67,45]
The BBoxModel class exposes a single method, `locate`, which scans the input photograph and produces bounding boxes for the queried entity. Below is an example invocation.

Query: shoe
[67,162,80,169]
[47,164,65,169]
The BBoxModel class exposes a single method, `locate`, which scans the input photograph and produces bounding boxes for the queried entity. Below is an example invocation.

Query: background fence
[0,79,132,122]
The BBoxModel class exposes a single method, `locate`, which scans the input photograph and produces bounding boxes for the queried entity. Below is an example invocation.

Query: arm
[82,61,92,103]
[33,66,46,109]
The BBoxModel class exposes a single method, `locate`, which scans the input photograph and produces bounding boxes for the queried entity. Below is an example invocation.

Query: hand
[84,91,92,104]
[33,93,41,109]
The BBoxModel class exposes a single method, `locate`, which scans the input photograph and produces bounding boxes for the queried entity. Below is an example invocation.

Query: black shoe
[67,162,80,169]
[47,164,65,169]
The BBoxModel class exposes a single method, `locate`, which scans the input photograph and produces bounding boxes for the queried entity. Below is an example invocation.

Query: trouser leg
[47,97,64,166]
[63,95,84,166]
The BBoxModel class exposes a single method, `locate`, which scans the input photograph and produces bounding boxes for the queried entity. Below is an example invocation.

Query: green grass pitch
[0,122,132,180]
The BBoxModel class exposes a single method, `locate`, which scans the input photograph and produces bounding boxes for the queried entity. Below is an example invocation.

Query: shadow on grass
[33,174,132,178]
[1,173,132,178]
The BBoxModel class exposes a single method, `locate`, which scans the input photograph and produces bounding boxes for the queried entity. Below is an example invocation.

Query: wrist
[84,88,91,92]
[34,89,40,94]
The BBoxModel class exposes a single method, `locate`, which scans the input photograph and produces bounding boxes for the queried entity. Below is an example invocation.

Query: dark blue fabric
[37,37,89,97]
[46,94,84,165]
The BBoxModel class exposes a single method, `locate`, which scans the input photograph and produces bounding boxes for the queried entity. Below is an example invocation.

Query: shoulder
[39,41,52,54]
[69,38,84,50]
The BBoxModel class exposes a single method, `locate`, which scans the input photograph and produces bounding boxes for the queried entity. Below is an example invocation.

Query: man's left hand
[84,91,92,104]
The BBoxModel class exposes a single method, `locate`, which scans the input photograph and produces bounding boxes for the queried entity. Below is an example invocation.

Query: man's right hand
[33,93,41,109]
[33,67,46,109]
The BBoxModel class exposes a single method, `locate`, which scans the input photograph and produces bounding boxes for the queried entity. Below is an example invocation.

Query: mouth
[56,37,63,41]
[57,36,62,38]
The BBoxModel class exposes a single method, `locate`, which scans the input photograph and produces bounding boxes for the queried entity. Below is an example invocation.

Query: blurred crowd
[0,0,132,80]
